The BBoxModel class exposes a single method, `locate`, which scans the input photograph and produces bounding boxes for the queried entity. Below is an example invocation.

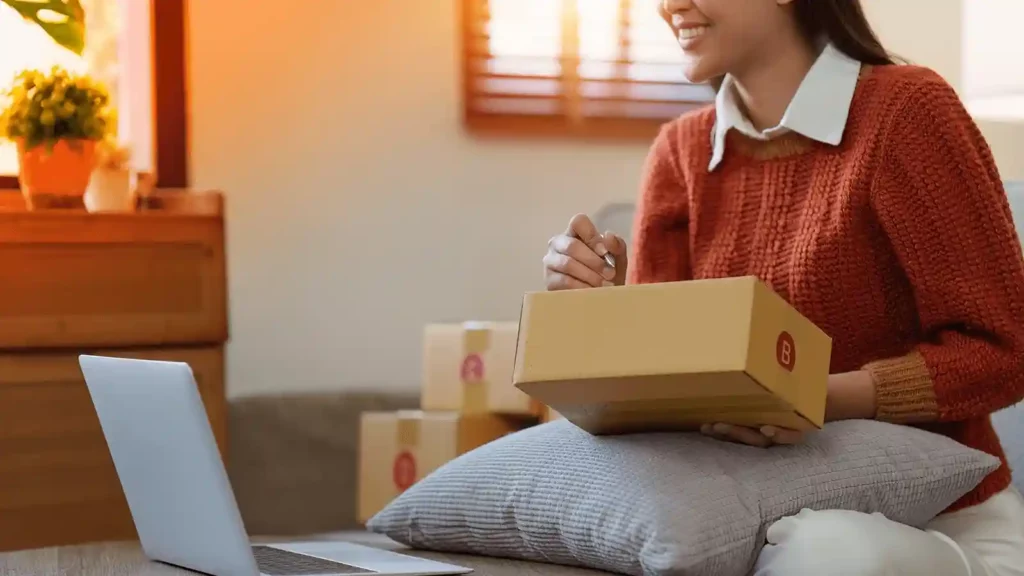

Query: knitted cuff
[863,351,939,424]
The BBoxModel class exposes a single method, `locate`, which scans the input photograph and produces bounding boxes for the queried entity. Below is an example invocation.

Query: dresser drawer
[0,213,227,349]
[0,345,226,551]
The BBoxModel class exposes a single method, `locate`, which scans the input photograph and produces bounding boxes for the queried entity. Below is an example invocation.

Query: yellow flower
[1,66,112,144]
[59,101,76,119]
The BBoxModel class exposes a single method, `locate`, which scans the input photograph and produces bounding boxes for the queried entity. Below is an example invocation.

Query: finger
[760,425,803,445]
[602,232,628,259]
[565,214,607,256]
[543,252,609,288]
[545,271,592,291]
[714,423,773,448]
[700,423,717,437]
[700,423,754,446]
[603,231,629,283]
[550,235,615,280]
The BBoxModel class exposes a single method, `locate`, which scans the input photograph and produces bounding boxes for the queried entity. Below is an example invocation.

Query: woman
[542,0,1024,574]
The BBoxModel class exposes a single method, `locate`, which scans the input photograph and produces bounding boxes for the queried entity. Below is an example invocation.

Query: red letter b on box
[776,332,796,372]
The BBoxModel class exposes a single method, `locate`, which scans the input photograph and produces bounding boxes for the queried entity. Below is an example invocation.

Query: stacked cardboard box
[357,322,545,523]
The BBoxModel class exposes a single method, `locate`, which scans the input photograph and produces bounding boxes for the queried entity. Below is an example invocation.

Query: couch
[227,389,418,536]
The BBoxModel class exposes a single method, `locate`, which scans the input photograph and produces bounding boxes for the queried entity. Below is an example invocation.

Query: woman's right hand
[544,214,629,291]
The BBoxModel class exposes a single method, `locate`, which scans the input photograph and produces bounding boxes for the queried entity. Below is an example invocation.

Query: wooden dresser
[0,191,229,551]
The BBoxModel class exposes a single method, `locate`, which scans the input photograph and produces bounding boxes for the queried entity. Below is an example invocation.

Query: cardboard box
[421,322,542,417]
[513,276,832,435]
[357,410,524,523]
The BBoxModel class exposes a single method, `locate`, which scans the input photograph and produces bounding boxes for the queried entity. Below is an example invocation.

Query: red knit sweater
[627,64,1024,512]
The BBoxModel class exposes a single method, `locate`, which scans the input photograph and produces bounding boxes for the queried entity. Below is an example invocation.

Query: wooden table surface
[0,541,182,576]
[0,533,608,576]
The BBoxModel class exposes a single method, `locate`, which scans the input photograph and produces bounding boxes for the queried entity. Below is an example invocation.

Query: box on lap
[513,276,833,435]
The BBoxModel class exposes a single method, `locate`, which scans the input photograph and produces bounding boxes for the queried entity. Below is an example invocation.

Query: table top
[0,533,607,576]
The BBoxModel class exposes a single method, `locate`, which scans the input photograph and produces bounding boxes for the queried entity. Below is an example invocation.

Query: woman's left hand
[699,371,879,447]
[699,423,804,447]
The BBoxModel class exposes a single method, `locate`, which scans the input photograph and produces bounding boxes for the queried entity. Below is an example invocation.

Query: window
[0,0,187,189]
[461,0,715,139]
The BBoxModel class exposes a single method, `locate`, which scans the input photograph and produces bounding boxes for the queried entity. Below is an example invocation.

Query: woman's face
[661,0,797,83]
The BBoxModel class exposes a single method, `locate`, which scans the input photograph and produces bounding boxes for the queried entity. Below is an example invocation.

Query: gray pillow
[368,419,999,576]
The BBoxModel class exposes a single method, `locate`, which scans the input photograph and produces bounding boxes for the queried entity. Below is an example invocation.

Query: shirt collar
[709,43,863,171]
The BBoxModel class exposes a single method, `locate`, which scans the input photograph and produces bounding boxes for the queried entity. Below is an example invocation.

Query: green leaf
[1,0,85,55]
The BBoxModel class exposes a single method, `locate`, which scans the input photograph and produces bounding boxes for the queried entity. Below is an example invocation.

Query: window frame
[0,0,189,191]
[460,0,713,141]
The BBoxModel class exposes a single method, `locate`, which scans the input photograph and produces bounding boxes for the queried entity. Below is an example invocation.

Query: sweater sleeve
[627,121,692,285]
[865,71,1024,424]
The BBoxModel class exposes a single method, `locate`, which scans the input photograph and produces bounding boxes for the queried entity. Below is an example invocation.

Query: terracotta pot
[17,139,98,210]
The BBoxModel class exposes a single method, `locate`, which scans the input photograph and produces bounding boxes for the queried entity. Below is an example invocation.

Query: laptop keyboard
[252,546,376,575]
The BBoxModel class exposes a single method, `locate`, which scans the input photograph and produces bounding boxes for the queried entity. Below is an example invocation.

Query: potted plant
[0,66,112,209]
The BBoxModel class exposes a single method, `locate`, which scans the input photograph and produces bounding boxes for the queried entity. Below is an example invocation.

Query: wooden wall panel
[0,346,226,552]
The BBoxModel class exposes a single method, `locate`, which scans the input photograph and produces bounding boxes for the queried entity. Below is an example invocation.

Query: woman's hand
[544,213,629,291]
[700,423,805,447]
[700,371,878,447]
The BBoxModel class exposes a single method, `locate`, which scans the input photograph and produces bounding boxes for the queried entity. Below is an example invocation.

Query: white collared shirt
[709,43,863,171]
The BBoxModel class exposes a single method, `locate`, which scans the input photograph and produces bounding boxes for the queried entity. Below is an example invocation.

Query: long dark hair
[791,0,896,66]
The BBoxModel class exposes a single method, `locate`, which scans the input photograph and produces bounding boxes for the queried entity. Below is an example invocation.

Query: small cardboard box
[357,410,523,523]
[513,276,832,435]
[421,322,542,417]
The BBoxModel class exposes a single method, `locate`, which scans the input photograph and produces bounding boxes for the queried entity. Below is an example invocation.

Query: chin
[680,56,723,85]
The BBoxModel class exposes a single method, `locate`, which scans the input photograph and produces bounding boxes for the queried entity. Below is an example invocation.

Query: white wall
[187,0,650,396]
[188,0,1024,397]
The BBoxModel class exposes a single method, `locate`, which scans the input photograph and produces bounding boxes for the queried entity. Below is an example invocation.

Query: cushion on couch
[368,419,999,576]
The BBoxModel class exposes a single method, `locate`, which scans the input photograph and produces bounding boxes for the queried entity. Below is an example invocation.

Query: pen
[569,230,617,274]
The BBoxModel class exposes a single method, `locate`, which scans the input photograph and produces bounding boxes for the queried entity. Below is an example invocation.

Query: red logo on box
[776,332,796,372]
[460,354,485,383]
[392,451,416,491]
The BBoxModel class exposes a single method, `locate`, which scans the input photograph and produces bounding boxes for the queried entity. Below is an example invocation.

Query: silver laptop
[79,354,471,576]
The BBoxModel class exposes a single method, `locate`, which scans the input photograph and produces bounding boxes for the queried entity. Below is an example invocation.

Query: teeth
[678,26,708,41]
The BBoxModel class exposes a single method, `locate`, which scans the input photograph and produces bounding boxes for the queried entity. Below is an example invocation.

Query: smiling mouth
[678,26,709,41]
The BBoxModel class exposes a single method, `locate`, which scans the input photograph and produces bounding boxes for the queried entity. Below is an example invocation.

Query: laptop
[79,354,471,576]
